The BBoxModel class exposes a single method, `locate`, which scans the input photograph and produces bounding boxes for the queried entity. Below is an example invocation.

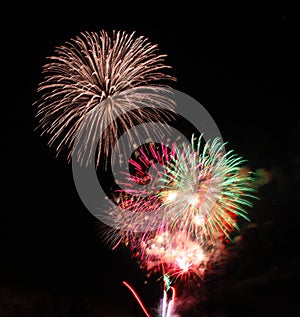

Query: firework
[101,142,177,251]
[33,30,176,167]
[158,134,258,243]
[141,230,210,281]
[106,136,256,266]
[101,134,258,316]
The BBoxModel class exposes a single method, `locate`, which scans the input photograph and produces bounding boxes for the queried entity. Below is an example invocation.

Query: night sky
[1,9,300,317]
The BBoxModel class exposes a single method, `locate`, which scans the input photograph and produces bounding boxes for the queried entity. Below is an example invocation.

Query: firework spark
[33,30,176,167]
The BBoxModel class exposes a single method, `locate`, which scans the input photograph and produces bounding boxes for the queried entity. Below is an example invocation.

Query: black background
[1,8,300,317]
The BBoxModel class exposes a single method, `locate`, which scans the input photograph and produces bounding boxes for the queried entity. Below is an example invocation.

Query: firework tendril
[34,30,175,167]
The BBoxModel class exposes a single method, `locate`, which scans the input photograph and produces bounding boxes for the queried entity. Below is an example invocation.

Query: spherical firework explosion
[33,30,175,167]
[159,134,257,243]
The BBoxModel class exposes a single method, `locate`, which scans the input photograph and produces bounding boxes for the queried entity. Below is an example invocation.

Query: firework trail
[122,278,176,317]
[160,282,176,317]
[33,30,175,167]
[122,281,152,317]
